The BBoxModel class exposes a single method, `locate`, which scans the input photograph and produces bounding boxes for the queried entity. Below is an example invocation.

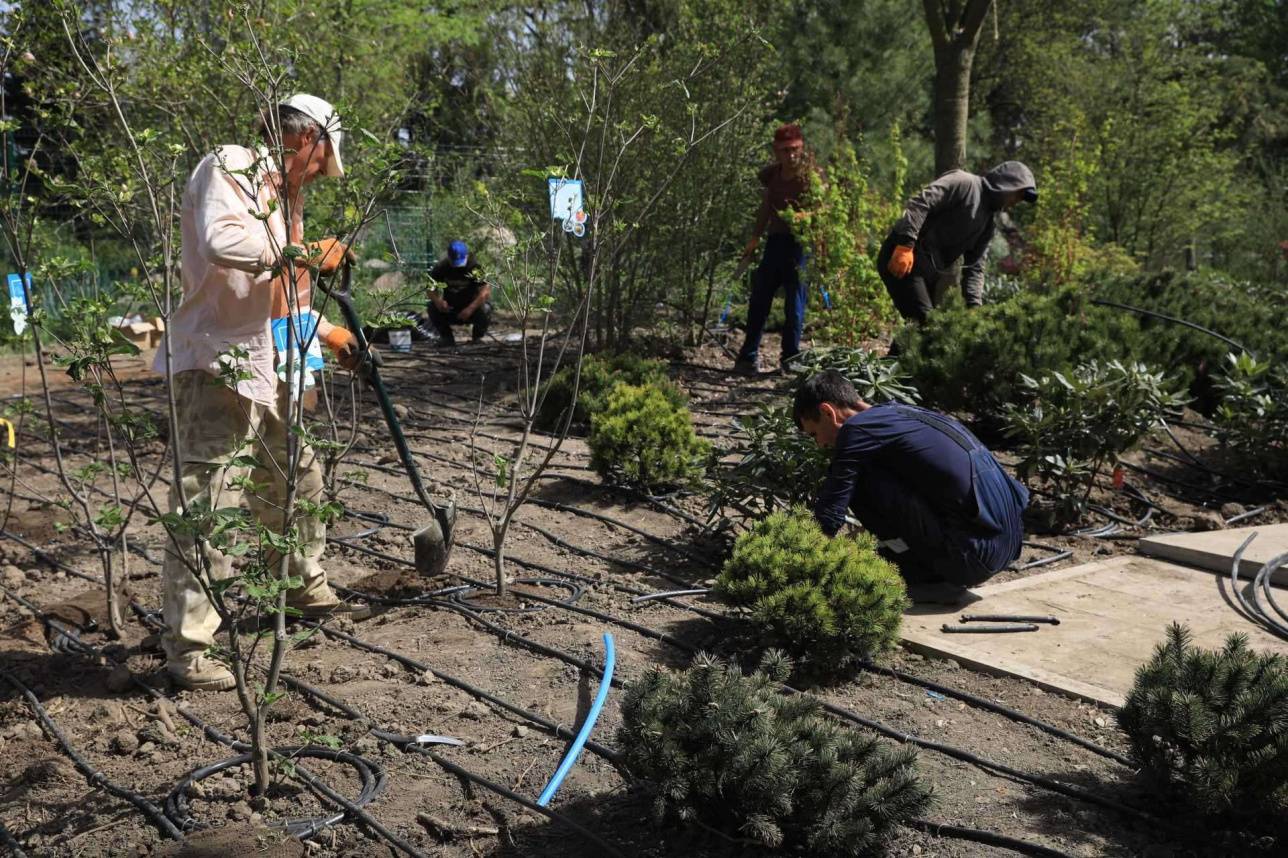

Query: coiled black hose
[163,747,387,841]
[0,667,183,840]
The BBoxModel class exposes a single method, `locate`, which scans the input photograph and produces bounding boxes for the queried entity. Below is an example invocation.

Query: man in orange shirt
[156,95,371,691]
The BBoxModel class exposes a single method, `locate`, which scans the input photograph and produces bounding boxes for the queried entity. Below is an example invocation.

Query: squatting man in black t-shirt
[793,371,1030,604]
[427,240,493,346]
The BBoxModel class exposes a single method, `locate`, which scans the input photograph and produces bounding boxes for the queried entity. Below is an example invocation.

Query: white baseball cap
[281,93,344,177]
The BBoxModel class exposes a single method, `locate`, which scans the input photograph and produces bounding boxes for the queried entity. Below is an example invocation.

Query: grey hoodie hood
[982,161,1036,207]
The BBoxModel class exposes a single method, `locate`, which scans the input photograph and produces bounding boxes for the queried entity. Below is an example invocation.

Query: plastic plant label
[7,272,31,335]
[548,177,587,238]
[271,310,325,395]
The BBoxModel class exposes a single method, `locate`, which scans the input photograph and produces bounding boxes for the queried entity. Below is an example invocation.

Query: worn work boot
[905,580,981,606]
[287,586,374,622]
[168,653,236,693]
[733,358,760,377]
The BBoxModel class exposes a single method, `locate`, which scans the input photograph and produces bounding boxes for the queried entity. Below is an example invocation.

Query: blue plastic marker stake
[536,632,615,807]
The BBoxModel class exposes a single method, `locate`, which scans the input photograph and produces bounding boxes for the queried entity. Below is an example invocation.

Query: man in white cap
[156,94,372,692]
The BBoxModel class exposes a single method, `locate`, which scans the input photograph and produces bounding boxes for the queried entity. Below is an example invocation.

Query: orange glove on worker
[887,244,915,279]
[321,326,363,371]
[304,238,355,274]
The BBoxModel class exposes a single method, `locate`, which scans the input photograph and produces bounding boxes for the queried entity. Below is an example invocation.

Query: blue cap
[448,240,469,267]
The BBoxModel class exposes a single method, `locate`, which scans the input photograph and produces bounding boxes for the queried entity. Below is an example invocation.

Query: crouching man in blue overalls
[794,371,1029,604]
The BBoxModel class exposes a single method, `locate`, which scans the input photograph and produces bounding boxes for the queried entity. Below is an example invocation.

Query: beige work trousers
[161,370,329,661]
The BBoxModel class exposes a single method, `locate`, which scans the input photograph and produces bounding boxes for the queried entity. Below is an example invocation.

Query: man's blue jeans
[737,234,807,366]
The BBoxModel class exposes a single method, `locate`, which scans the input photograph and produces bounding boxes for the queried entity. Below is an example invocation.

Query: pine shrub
[1092,270,1288,408]
[619,650,931,856]
[534,353,683,433]
[588,382,710,491]
[891,286,1139,423]
[1118,623,1288,818]
[716,509,907,669]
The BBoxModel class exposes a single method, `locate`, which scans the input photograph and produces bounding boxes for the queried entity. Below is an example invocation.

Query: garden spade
[318,261,456,577]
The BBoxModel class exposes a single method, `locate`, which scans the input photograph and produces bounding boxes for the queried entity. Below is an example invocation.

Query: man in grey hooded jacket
[878,161,1037,324]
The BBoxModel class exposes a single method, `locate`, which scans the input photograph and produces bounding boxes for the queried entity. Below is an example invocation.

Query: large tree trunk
[931,43,975,174]
[922,0,994,175]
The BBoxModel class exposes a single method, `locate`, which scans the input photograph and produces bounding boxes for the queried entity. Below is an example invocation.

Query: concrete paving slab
[900,556,1288,708]
[1138,523,1288,584]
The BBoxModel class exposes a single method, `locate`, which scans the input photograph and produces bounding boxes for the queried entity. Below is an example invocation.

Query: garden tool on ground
[318,260,456,577]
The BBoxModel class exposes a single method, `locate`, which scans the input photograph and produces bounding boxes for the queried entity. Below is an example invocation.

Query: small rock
[392,404,410,421]
[461,701,489,721]
[1189,511,1225,531]
[1220,502,1245,519]
[228,800,254,821]
[912,846,923,856]
[12,721,43,741]
[111,729,140,754]
[105,665,134,694]
[1093,716,1107,728]
[23,567,42,581]
[136,741,157,755]
[381,662,401,678]
[186,780,207,799]
[91,701,127,724]
[934,719,946,729]
[512,725,529,738]
[416,670,438,686]
[2,564,24,588]
[354,736,379,756]
[330,664,356,684]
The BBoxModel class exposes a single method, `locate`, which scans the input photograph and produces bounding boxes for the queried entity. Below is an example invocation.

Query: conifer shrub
[534,353,683,433]
[588,382,710,491]
[715,509,907,669]
[1092,270,1288,408]
[891,286,1138,423]
[619,650,931,855]
[1118,624,1288,818]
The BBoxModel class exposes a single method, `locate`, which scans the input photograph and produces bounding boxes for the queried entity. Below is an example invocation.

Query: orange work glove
[321,326,361,370]
[305,238,355,274]
[887,244,915,279]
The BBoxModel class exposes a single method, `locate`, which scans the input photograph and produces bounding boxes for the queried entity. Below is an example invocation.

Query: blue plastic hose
[536,632,616,807]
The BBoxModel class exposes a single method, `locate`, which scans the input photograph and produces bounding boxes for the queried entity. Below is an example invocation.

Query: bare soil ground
[0,333,1284,857]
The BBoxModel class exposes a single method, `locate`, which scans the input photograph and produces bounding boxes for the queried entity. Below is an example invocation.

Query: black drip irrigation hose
[854,660,1132,767]
[1089,298,1253,357]
[1013,541,1074,572]
[0,667,184,841]
[163,747,387,841]
[909,818,1073,858]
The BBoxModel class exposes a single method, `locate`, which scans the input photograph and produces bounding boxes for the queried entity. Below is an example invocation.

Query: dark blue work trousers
[850,451,1026,587]
[737,234,807,366]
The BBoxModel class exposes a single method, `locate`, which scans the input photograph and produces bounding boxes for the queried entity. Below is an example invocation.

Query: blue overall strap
[889,404,1028,537]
